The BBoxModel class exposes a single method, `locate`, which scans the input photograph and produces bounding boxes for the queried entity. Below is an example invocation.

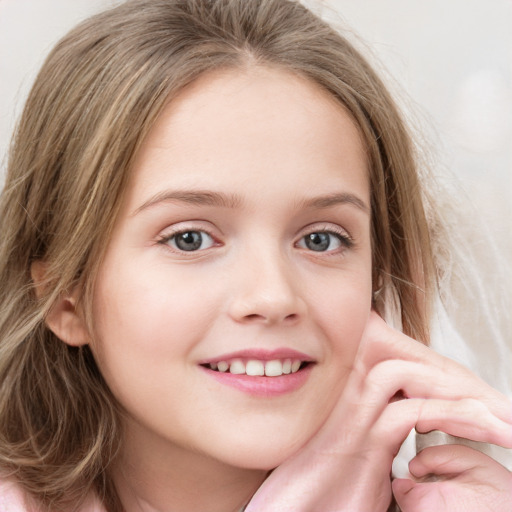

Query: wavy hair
[0,0,437,509]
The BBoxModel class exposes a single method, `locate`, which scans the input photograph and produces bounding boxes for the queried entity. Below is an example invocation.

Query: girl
[0,0,510,511]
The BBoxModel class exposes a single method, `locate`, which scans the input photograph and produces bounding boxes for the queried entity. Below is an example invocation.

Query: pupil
[176,231,202,251]
[305,232,329,251]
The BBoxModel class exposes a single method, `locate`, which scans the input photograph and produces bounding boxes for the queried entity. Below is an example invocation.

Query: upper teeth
[209,359,302,377]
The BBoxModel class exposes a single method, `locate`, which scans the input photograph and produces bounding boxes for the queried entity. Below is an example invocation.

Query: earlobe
[31,261,91,347]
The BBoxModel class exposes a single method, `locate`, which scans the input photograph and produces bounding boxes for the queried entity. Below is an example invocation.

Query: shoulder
[0,477,106,512]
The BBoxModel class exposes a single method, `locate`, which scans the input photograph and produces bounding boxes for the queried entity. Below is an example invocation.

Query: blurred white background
[322,0,512,260]
[0,0,510,251]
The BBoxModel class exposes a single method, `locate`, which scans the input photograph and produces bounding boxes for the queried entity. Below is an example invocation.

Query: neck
[111,419,267,512]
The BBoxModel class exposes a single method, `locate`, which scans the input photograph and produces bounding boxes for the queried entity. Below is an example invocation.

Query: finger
[361,359,512,424]
[392,478,447,512]
[394,446,512,512]
[314,391,512,464]
[391,477,414,496]
[359,311,436,367]
[358,313,512,423]
[375,398,512,451]
[415,398,512,448]
[416,430,499,458]
[409,444,499,479]
[360,312,473,380]
[341,356,512,443]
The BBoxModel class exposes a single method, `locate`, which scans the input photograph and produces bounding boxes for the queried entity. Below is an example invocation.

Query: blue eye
[298,231,350,252]
[166,230,215,252]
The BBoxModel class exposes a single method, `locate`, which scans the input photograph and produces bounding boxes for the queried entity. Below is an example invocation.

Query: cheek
[88,261,231,393]
[88,265,220,412]
[311,270,372,362]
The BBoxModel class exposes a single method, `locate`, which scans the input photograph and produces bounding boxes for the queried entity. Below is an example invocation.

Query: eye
[163,230,215,252]
[297,231,351,253]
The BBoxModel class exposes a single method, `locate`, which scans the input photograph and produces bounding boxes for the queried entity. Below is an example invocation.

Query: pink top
[0,478,25,512]
[0,478,106,512]
[0,479,249,511]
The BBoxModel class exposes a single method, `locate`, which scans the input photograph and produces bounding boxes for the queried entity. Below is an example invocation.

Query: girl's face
[90,66,372,470]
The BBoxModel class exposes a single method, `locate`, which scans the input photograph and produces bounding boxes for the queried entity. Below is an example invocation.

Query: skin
[244,312,512,511]
[44,66,512,511]
[87,66,373,511]
[394,445,512,512]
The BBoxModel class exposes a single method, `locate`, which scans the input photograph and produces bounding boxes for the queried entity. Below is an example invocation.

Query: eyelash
[157,228,218,253]
[157,225,354,254]
[295,226,354,254]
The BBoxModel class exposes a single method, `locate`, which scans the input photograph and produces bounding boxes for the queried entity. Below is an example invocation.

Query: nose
[227,248,307,325]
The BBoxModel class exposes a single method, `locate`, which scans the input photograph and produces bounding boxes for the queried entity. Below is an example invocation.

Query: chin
[210,429,310,471]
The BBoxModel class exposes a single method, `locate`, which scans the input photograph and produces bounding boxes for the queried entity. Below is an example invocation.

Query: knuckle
[459,397,488,416]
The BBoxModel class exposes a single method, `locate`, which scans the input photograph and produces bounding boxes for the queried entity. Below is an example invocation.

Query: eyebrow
[133,190,242,215]
[297,192,370,214]
[133,189,370,215]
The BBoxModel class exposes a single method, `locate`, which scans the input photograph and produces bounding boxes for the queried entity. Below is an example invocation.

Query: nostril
[244,314,264,321]
[242,312,299,324]
[284,313,298,322]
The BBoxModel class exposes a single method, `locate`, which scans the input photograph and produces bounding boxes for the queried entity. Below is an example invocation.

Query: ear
[31,261,91,347]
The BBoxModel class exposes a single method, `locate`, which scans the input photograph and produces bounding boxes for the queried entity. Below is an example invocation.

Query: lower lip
[200,364,313,397]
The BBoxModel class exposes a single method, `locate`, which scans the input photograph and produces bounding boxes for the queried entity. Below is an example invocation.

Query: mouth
[200,358,312,377]
[198,349,315,397]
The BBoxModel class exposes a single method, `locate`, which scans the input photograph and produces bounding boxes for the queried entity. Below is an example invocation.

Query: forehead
[127,65,369,209]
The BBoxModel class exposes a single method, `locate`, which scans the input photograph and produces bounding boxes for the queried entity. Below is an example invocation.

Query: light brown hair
[0,0,435,509]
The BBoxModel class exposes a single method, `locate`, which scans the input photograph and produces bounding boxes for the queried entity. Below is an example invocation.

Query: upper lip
[198,348,315,365]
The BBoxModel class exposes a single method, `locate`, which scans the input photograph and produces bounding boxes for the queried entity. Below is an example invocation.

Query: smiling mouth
[200,358,312,377]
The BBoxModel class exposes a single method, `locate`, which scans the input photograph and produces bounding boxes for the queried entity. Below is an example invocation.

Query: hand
[245,312,512,512]
[393,444,512,512]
